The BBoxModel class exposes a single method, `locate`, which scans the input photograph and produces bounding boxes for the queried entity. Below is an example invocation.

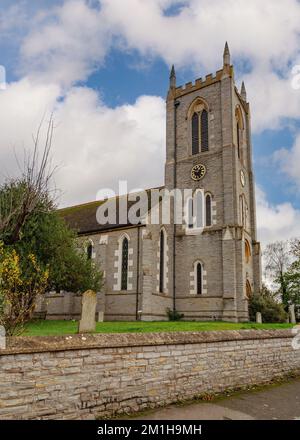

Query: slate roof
[59,187,164,235]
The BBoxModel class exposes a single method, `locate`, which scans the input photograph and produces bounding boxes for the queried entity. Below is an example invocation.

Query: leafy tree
[0,242,49,335]
[282,239,300,306]
[249,284,288,323]
[283,262,300,306]
[14,207,102,293]
[0,117,102,334]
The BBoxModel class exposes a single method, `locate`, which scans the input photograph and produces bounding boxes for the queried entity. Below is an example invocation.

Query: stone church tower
[53,43,261,323]
[165,43,261,321]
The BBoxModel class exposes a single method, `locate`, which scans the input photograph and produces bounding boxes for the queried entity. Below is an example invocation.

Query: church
[61,43,262,323]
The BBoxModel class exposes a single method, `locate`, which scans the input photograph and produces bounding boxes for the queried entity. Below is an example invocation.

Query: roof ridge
[59,185,165,212]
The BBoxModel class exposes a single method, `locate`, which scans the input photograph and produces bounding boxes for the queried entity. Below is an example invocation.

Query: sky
[0,0,300,248]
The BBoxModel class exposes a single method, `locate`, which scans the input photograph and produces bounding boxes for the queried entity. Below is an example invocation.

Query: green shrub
[249,289,288,323]
[166,308,184,321]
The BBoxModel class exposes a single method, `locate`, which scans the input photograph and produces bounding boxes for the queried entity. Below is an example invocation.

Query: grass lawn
[23,320,294,337]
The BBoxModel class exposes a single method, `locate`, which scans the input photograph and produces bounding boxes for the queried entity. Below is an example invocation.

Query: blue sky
[1,0,300,245]
[88,50,300,210]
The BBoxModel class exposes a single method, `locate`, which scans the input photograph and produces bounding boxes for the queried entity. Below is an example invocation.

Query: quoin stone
[78,290,97,333]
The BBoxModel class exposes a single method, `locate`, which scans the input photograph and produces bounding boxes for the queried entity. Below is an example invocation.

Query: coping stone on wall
[0,329,296,356]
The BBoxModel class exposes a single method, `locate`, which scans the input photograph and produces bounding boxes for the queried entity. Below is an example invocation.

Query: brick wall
[0,330,299,420]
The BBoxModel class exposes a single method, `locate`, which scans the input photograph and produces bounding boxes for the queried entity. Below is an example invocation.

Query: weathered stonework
[42,44,261,323]
[0,330,298,420]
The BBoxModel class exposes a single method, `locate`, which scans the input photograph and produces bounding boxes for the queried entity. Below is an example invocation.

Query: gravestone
[97,311,104,322]
[256,312,262,324]
[289,304,296,324]
[0,325,6,350]
[78,290,97,333]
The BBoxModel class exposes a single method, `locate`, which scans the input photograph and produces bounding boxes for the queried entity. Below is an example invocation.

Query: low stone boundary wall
[0,330,299,420]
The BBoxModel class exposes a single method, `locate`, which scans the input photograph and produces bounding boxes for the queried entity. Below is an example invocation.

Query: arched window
[159,230,165,293]
[190,100,209,155]
[192,112,199,155]
[87,241,94,260]
[245,201,249,230]
[235,106,244,163]
[185,191,206,230]
[87,243,93,260]
[201,109,209,152]
[205,194,212,226]
[196,262,202,295]
[246,280,252,299]
[121,237,129,290]
[187,197,194,229]
[245,239,251,263]
[237,122,240,159]
[239,195,245,227]
[240,195,249,230]
[195,190,204,229]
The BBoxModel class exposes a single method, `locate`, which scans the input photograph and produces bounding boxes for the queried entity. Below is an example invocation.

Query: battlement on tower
[171,65,234,99]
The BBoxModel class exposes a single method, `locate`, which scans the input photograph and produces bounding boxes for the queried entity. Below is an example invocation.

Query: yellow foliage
[0,241,49,335]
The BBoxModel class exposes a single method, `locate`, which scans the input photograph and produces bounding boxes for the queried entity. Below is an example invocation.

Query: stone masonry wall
[0,330,299,420]
[34,292,105,320]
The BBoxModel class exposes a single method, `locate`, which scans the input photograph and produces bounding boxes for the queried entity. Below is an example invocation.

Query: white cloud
[53,89,165,206]
[273,133,300,191]
[0,77,61,179]
[256,186,300,246]
[1,0,300,231]
[0,79,165,207]
[244,68,300,132]
[6,0,300,131]
[101,0,300,69]
[100,0,300,132]
[19,0,111,87]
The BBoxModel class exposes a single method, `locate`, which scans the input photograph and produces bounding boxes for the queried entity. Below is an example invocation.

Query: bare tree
[0,115,57,245]
[264,240,291,305]
[290,238,300,259]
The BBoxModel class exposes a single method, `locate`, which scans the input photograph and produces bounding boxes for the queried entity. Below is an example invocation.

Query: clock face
[240,170,246,187]
[191,163,206,181]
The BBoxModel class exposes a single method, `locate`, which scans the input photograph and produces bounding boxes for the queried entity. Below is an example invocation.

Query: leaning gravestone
[256,312,262,324]
[78,290,97,333]
[289,304,296,324]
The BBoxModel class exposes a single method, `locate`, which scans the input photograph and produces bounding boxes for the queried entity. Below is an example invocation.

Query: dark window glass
[201,110,209,152]
[237,122,240,158]
[188,198,193,228]
[197,263,202,295]
[206,194,212,226]
[87,244,93,260]
[192,112,199,155]
[121,238,128,290]
[159,230,165,293]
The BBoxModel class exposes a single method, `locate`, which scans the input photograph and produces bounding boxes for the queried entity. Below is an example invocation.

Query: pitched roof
[59,187,164,235]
